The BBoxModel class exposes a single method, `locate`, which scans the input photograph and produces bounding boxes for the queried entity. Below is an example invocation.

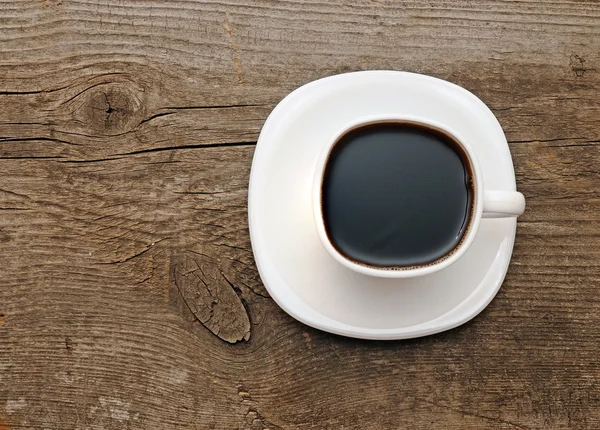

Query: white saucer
[248,71,518,340]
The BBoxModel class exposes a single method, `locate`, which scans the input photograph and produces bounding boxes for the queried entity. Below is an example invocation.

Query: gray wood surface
[1,0,599,428]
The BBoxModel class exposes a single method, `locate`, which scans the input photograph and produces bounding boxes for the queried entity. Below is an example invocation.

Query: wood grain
[1,0,599,428]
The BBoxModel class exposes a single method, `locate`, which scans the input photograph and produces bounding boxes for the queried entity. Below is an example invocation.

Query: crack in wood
[548,141,600,148]
[173,252,251,343]
[117,141,256,156]
[223,273,252,324]
[137,111,174,126]
[174,190,229,196]
[0,136,81,146]
[162,103,267,111]
[96,238,168,265]
[0,188,32,200]
[237,385,283,430]
[57,157,126,164]
[0,155,66,160]
[60,81,114,107]
[510,137,596,144]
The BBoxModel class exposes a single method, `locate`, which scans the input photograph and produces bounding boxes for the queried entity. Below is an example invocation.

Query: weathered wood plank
[1,0,599,429]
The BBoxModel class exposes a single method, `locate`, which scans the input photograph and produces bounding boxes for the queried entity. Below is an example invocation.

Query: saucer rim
[248,70,517,340]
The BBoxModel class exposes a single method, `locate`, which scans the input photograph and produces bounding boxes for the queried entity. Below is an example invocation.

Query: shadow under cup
[318,120,477,271]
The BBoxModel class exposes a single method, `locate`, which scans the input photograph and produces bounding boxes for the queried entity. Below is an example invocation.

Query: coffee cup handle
[482,190,526,218]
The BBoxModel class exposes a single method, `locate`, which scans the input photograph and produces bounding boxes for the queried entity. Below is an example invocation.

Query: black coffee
[321,122,474,268]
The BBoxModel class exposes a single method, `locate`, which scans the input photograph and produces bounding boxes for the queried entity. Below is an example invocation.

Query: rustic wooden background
[1,0,599,428]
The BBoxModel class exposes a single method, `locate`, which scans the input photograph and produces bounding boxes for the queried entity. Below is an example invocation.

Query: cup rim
[311,114,484,279]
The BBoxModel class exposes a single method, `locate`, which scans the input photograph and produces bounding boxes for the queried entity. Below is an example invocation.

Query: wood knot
[172,252,251,343]
[82,84,145,135]
[569,54,587,78]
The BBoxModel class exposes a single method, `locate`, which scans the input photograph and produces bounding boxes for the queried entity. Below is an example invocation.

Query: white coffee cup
[311,114,525,279]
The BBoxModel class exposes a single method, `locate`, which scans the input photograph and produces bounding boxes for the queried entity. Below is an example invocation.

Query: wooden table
[1,1,599,428]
